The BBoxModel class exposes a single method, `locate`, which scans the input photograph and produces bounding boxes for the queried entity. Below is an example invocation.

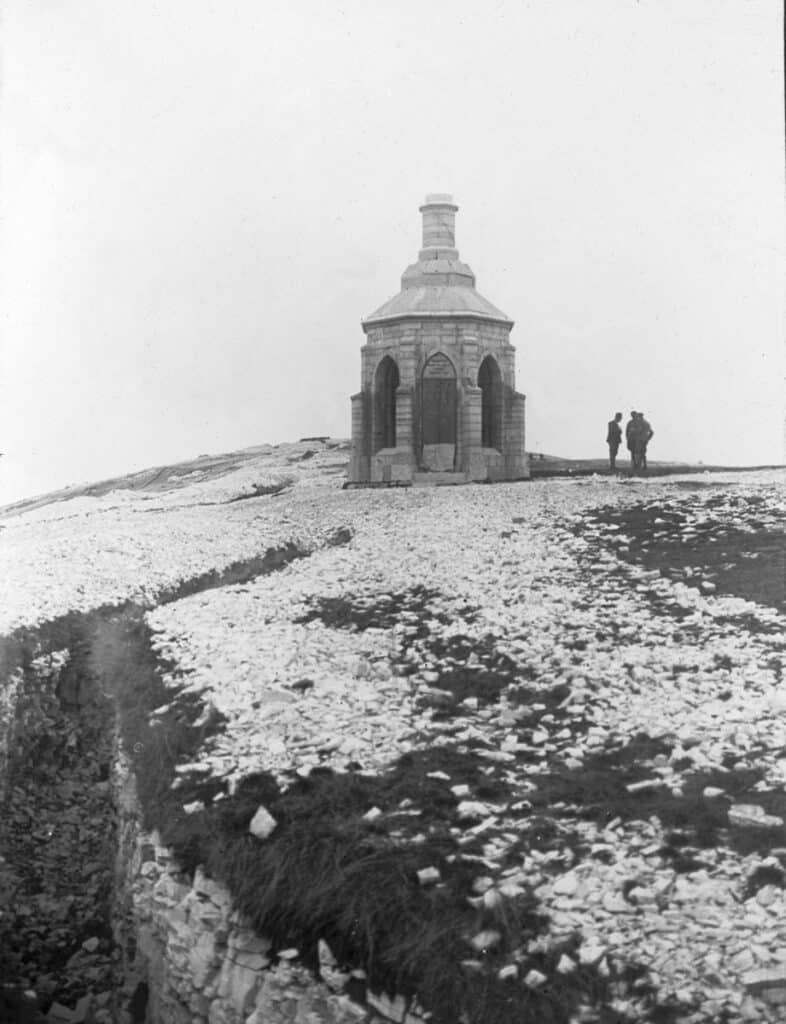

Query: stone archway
[373,356,399,452]
[478,355,503,450]
[421,352,456,470]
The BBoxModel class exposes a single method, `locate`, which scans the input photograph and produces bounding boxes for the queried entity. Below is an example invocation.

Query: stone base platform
[411,472,469,487]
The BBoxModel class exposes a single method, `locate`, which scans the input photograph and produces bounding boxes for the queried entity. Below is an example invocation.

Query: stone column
[460,330,480,384]
[348,392,369,482]
[462,386,483,477]
[395,387,413,450]
[397,339,417,386]
[504,392,529,479]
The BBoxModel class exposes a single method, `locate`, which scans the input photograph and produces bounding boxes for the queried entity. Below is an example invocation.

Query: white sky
[1,0,783,503]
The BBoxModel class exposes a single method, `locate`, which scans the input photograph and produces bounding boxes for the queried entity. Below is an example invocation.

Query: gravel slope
[1,442,784,1022]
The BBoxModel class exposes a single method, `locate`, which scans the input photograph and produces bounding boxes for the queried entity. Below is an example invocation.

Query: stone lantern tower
[348,194,528,484]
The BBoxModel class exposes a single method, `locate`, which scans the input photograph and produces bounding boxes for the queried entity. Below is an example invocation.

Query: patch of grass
[90,606,229,830]
[742,863,785,900]
[577,496,786,613]
[295,584,466,637]
[524,743,786,857]
[154,752,678,1024]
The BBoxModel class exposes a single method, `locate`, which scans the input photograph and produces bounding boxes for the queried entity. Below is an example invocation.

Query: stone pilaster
[504,392,529,478]
[461,386,482,475]
[397,339,417,386]
[348,392,369,482]
[395,387,413,450]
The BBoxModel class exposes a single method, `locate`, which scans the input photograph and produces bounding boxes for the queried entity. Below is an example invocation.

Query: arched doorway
[478,356,502,450]
[374,356,399,451]
[421,352,457,470]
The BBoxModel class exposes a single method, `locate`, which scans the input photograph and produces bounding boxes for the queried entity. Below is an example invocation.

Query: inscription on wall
[422,353,455,380]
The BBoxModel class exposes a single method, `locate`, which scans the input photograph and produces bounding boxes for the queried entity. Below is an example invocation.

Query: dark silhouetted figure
[606,412,622,471]
[627,412,654,474]
[625,411,638,469]
[638,412,654,472]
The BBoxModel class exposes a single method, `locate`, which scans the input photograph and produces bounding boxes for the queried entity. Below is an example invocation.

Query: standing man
[625,411,638,471]
[606,412,623,472]
[638,412,654,472]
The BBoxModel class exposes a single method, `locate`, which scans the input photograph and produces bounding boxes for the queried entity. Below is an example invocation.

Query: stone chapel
[348,194,528,484]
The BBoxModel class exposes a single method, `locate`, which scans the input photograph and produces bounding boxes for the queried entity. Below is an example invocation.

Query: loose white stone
[579,942,606,966]
[249,805,277,839]
[457,800,493,821]
[601,892,630,914]
[553,872,579,896]
[524,969,547,988]
[470,930,501,952]
[729,804,784,829]
[417,866,441,886]
[625,779,666,794]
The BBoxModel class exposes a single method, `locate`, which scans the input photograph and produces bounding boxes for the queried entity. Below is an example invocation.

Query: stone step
[411,472,469,487]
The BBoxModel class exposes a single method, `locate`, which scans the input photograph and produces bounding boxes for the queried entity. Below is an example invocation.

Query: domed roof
[363,195,512,327]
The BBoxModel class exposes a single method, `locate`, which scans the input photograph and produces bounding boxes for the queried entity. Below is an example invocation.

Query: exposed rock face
[113,758,417,1024]
[0,636,122,1018]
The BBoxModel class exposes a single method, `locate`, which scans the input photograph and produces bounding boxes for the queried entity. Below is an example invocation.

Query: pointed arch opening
[421,352,457,448]
[374,356,399,451]
[478,355,503,450]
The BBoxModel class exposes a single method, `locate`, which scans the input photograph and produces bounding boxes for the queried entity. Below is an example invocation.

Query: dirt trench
[0,540,320,1023]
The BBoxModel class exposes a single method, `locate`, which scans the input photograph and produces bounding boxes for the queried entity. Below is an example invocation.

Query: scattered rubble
[0,449,784,1021]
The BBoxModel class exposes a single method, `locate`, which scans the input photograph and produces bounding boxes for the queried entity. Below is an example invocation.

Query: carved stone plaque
[422,353,456,380]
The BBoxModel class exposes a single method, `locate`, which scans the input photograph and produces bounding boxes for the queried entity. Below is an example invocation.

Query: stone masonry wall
[353,317,526,482]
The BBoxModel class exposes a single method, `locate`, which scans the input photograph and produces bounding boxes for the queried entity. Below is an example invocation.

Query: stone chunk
[71,996,94,1024]
[417,866,441,885]
[524,969,547,988]
[553,871,579,896]
[470,929,501,952]
[625,779,666,794]
[46,1004,73,1023]
[578,941,605,966]
[729,804,784,829]
[366,990,408,1023]
[456,800,493,821]
[743,968,786,996]
[601,892,629,913]
[249,805,278,839]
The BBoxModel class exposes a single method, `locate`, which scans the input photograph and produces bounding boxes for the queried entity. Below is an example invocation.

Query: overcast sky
[1,0,783,503]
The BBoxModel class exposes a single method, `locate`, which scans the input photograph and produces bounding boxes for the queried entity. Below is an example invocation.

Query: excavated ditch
[0,541,315,1022]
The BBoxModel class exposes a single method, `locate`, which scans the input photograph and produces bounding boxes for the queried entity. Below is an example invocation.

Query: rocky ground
[0,442,784,1022]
